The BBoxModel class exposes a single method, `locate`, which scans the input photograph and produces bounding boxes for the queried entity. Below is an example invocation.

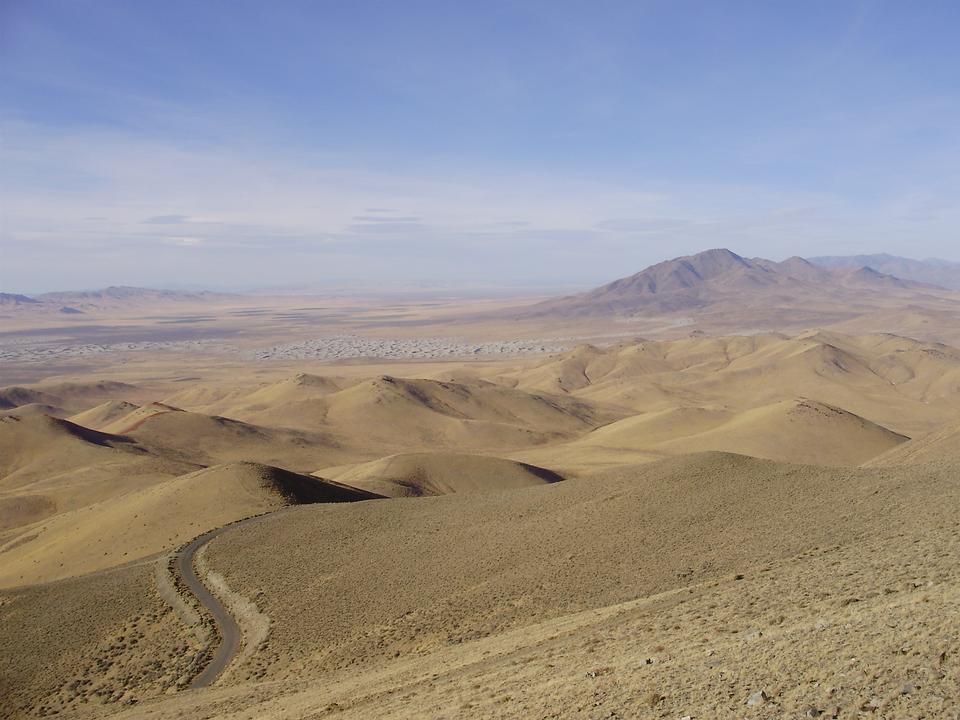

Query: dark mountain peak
[680,248,750,275]
[592,249,753,298]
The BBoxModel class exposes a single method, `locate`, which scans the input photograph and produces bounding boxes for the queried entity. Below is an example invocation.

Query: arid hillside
[2,325,960,719]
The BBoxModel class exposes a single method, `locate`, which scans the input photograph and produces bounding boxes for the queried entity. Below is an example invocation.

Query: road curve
[175,521,250,689]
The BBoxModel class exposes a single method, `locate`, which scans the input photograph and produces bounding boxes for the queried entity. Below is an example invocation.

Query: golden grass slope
[651,398,908,466]
[0,461,377,588]
[119,408,361,470]
[0,414,143,486]
[218,375,622,453]
[327,452,563,497]
[68,400,188,433]
[501,331,960,437]
[511,398,907,473]
[0,414,197,541]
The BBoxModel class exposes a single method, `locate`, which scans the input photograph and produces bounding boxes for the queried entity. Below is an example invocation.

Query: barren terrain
[3,250,960,719]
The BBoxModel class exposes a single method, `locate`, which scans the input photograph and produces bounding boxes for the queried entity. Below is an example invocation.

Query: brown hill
[513,398,906,472]
[0,403,68,419]
[225,374,621,453]
[96,401,182,434]
[68,400,142,430]
[0,381,139,414]
[652,398,908,466]
[0,414,193,541]
[0,386,63,411]
[119,407,361,470]
[0,415,140,483]
[0,461,380,587]
[329,452,564,497]
[502,331,960,438]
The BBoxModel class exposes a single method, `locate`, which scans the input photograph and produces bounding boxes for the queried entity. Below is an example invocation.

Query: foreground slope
[32,451,958,720]
[198,453,955,685]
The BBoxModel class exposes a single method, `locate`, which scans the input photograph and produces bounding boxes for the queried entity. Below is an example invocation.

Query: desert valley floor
[2,251,960,719]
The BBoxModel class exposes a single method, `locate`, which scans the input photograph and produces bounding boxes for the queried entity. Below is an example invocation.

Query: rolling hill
[327,452,564,497]
[0,461,380,587]
[218,374,623,453]
[3,324,960,719]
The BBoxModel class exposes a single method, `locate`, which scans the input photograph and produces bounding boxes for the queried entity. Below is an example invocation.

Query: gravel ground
[243,335,570,361]
[0,334,573,364]
[0,339,239,364]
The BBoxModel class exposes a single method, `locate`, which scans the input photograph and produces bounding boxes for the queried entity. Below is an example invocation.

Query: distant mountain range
[4,253,959,321]
[0,286,233,313]
[807,253,960,290]
[526,248,941,318]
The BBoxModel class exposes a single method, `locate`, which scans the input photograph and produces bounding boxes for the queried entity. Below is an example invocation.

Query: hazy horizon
[5,247,960,297]
[4,2,960,293]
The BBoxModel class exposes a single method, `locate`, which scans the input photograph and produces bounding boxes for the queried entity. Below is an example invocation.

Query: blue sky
[2,0,960,292]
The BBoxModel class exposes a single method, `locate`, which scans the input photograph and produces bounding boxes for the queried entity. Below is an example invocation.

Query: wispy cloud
[351,215,422,223]
[3,113,960,292]
[143,214,190,224]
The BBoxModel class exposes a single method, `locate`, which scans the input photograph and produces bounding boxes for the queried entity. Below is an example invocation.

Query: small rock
[746,690,768,706]
[804,709,822,718]
[901,683,918,695]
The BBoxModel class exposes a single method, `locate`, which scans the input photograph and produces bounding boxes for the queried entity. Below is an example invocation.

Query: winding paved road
[175,523,247,689]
